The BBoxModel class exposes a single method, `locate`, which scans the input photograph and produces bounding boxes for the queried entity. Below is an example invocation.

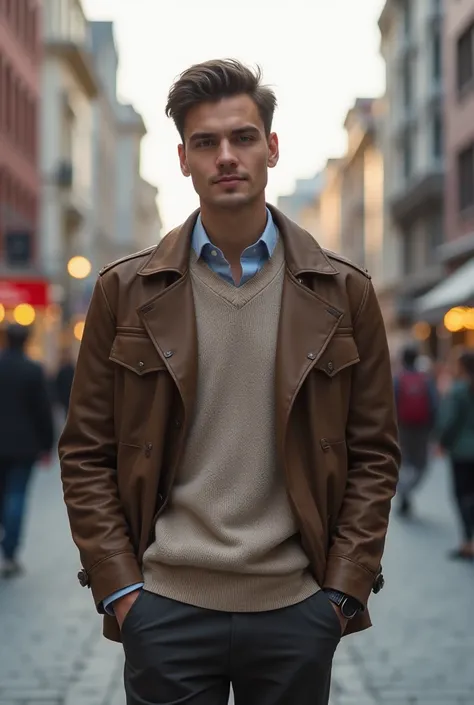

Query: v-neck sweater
[142,237,319,611]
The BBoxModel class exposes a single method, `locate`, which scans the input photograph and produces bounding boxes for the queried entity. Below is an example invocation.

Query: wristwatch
[324,589,362,619]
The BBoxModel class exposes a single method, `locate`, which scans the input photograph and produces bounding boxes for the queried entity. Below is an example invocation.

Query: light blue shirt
[102,208,278,615]
[191,207,278,285]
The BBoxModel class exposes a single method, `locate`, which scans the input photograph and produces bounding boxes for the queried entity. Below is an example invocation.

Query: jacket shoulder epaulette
[99,246,156,276]
[323,249,372,279]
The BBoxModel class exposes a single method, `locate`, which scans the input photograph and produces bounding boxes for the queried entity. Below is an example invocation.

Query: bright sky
[82,0,386,232]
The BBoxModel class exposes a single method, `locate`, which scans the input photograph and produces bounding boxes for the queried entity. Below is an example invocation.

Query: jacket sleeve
[323,279,401,606]
[58,277,143,610]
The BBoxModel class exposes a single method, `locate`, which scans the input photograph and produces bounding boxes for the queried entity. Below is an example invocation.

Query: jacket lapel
[136,211,200,427]
[134,204,343,443]
[275,274,343,454]
[269,206,343,455]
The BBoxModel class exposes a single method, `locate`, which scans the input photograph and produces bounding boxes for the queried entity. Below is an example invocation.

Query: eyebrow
[189,125,260,143]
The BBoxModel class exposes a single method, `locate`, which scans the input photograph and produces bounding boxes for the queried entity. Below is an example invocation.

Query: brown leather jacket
[59,205,400,642]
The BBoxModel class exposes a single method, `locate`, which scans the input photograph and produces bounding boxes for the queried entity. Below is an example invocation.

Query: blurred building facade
[0,0,43,348]
[443,0,474,255]
[415,0,474,351]
[89,20,119,273]
[318,158,342,254]
[340,98,385,283]
[379,0,445,354]
[39,0,97,364]
[1,0,163,365]
[115,103,161,258]
[277,173,323,240]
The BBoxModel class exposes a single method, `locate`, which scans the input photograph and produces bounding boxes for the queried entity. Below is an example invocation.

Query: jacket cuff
[323,555,376,606]
[85,552,143,612]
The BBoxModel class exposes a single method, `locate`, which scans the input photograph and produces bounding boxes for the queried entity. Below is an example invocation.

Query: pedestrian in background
[53,348,75,419]
[0,324,54,577]
[436,349,474,561]
[394,344,438,518]
[60,59,400,705]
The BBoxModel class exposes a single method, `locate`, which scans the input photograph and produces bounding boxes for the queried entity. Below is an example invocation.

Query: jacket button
[138,361,145,369]
[307,352,316,360]
[77,568,90,588]
[327,361,334,372]
[298,278,303,284]
[164,350,174,359]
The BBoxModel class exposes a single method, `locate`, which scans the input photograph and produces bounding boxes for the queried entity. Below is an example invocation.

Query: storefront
[0,278,61,367]
[414,258,474,358]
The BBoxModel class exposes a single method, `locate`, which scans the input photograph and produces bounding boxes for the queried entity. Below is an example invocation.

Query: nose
[216,139,238,169]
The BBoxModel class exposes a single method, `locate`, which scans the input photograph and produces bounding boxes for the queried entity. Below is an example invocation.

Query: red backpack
[397,371,431,425]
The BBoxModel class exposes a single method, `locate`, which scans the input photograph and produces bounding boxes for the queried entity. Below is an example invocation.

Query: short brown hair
[166,59,277,141]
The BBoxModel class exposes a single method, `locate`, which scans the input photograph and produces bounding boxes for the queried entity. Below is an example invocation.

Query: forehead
[184,94,263,138]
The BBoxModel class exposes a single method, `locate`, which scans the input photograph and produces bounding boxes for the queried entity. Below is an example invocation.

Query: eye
[195,138,214,149]
[237,134,255,143]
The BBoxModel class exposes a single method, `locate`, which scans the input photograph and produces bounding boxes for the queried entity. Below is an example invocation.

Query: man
[394,344,437,518]
[0,324,54,577]
[60,59,400,705]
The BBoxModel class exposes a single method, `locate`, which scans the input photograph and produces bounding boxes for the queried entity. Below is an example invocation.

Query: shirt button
[327,361,334,372]
[211,250,218,257]
[138,361,145,369]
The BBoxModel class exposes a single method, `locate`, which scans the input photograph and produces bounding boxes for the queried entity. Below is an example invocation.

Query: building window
[458,144,474,212]
[432,112,443,161]
[427,212,443,262]
[402,129,414,180]
[402,57,412,108]
[401,0,412,39]
[432,28,442,83]
[457,22,474,95]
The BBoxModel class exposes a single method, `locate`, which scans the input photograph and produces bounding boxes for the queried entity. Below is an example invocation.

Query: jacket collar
[137,204,339,278]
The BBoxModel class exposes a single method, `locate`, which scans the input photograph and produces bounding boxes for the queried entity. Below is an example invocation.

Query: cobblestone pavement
[0,458,473,705]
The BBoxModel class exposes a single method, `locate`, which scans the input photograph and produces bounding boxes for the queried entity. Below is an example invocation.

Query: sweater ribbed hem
[142,563,320,613]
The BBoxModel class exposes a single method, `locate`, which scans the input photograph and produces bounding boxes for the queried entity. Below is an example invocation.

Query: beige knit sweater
[142,238,319,611]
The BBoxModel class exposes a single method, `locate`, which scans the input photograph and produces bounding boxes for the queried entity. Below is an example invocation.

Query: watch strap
[324,589,362,619]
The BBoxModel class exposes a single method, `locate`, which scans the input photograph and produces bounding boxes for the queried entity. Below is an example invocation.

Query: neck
[200,198,268,265]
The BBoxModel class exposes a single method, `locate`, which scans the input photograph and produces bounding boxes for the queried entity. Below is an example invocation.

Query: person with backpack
[436,349,474,560]
[394,344,438,518]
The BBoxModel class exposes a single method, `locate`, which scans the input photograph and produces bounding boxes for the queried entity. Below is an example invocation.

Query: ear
[178,144,190,177]
[267,132,279,169]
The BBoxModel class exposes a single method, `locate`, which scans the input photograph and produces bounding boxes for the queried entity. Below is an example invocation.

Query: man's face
[178,94,279,210]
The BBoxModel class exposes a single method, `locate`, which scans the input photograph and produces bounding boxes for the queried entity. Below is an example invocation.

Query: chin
[212,193,255,209]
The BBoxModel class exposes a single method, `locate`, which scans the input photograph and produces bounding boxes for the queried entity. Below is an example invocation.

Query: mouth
[215,176,246,185]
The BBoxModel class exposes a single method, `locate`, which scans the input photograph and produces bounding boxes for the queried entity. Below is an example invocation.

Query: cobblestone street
[0,458,473,705]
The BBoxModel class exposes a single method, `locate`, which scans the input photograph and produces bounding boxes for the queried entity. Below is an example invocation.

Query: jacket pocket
[314,335,360,378]
[109,334,166,375]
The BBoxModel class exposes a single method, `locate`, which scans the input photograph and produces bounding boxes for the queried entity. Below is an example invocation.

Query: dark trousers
[0,459,34,560]
[451,460,474,543]
[122,589,340,705]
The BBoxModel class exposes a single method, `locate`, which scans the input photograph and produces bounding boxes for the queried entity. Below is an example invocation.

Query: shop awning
[416,258,474,320]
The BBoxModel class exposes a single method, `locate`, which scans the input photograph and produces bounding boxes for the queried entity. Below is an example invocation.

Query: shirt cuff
[102,583,144,616]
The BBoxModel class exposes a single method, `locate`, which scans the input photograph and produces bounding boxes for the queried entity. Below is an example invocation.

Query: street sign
[0,279,49,307]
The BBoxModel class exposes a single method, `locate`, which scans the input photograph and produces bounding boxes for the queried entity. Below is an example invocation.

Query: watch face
[341,598,359,619]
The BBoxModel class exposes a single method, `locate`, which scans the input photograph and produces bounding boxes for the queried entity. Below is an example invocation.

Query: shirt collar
[192,208,278,260]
